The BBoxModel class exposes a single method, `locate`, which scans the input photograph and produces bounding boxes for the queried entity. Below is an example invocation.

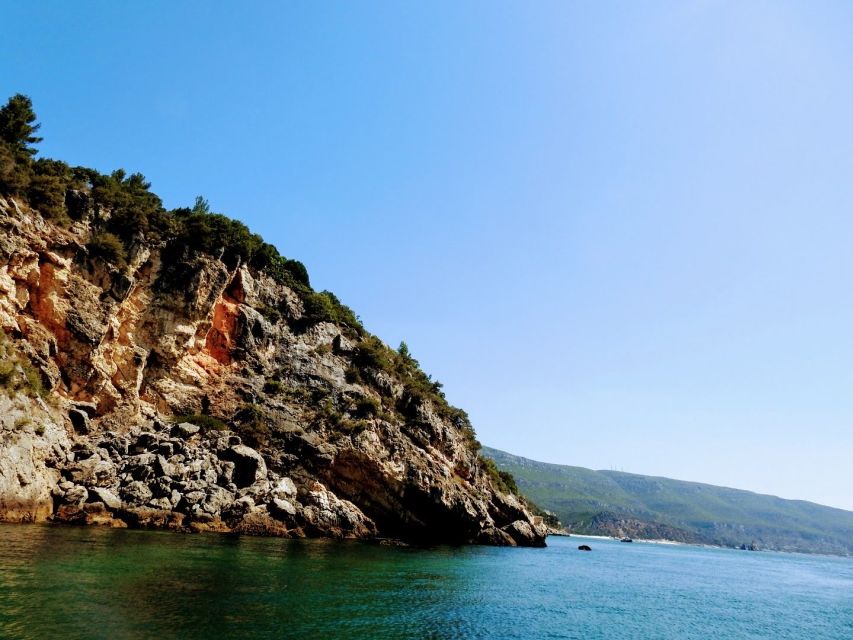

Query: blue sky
[3,1,852,510]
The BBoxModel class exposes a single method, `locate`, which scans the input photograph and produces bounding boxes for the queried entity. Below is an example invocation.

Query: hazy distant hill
[484,447,853,556]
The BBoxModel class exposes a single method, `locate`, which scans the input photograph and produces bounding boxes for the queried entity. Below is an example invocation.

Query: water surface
[0,525,850,639]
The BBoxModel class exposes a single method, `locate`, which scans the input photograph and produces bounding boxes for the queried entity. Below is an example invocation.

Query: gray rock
[149,476,173,498]
[271,477,297,498]
[157,442,175,457]
[202,487,234,515]
[218,460,235,485]
[110,272,134,301]
[132,432,158,453]
[121,481,153,505]
[218,445,267,488]
[71,401,98,417]
[148,497,172,510]
[88,487,121,510]
[67,457,116,487]
[154,455,175,478]
[269,498,297,520]
[172,423,200,439]
[182,491,206,507]
[501,520,546,548]
[63,485,88,507]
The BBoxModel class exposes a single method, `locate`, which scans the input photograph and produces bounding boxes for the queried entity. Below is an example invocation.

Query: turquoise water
[0,525,850,639]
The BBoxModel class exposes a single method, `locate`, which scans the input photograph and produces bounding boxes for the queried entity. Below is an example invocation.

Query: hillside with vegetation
[0,93,544,546]
[484,447,853,556]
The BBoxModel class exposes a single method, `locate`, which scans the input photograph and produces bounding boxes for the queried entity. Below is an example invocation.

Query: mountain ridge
[484,446,853,555]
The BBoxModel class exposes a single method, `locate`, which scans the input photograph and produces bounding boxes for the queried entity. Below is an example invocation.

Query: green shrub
[258,304,281,324]
[233,404,271,447]
[480,456,519,496]
[0,358,45,398]
[252,244,311,289]
[87,232,128,270]
[344,366,362,384]
[171,210,263,270]
[27,173,68,222]
[300,291,362,334]
[0,141,31,195]
[263,379,283,395]
[353,396,380,418]
[352,336,392,372]
[336,418,370,435]
[92,170,171,243]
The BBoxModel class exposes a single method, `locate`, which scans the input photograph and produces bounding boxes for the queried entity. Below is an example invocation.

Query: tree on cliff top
[0,94,42,158]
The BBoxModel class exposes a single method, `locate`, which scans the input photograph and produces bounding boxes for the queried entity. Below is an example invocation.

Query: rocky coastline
[0,192,546,547]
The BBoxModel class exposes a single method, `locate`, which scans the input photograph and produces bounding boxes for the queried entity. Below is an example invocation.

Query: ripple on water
[0,525,851,639]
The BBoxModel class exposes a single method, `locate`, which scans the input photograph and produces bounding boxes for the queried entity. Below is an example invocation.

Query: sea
[0,524,850,639]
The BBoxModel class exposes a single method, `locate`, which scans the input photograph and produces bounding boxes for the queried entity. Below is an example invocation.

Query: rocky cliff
[0,193,545,546]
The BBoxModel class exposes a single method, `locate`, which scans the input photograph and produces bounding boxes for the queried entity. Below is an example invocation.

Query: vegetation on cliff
[0,93,483,453]
[0,93,535,544]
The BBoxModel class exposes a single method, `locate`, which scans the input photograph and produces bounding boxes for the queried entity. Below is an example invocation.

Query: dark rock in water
[578,544,592,551]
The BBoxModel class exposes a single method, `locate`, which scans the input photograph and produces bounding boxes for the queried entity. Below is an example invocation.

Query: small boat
[620,537,633,543]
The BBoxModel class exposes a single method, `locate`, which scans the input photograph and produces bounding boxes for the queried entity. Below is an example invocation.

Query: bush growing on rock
[301,291,362,334]
[0,355,45,399]
[479,456,519,496]
[263,379,283,395]
[0,141,31,195]
[353,396,380,418]
[233,404,271,447]
[352,336,393,373]
[27,173,68,222]
[86,232,128,270]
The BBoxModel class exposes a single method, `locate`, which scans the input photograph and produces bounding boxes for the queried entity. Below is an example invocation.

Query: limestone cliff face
[0,194,545,546]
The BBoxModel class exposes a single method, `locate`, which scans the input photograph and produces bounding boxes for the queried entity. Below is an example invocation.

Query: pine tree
[0,94,42,158]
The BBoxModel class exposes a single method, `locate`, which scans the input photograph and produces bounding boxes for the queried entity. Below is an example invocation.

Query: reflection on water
[0,524,851,639]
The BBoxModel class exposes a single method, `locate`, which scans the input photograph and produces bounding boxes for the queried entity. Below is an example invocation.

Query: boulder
[88,487,121,510]
[218,445,267,488]
[63,485,88,507]
[171,423,201,439]
[269,498,297,520]
[202,487,235,515]
[271,477,297,498]
[502,520,547,548]
[120,481,153,506]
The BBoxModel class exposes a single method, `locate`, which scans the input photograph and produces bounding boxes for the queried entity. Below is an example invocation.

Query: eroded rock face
[0,395,67,523]
[0,195,546,546]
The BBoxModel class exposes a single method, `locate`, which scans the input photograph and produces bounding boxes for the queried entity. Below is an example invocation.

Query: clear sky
[3,1,852,510]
